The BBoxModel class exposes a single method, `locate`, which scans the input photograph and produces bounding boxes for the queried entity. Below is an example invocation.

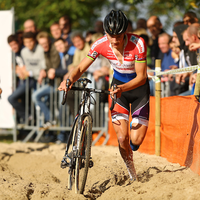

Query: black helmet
[103,10,128,35]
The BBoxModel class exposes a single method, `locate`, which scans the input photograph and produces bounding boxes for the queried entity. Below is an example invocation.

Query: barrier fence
[12,77,109,145]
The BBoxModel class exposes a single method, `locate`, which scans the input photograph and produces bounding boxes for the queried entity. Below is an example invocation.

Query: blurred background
[0,0,200,35]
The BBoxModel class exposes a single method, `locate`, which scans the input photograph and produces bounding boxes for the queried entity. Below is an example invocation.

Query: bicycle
[60,78,117,194]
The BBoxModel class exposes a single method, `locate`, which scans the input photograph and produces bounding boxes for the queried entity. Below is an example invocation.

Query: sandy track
[0,142,200,200]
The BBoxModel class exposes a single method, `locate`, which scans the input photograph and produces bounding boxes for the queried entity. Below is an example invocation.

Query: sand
[0,142,200,200]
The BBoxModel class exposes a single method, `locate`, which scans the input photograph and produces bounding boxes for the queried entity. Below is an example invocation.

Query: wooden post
[155,59,161,156]
[194,67,200,101]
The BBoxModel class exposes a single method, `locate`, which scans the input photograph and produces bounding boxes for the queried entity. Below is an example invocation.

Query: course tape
[148,65,200,82]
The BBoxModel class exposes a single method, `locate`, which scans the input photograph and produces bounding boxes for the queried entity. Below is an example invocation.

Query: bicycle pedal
[89,160,93,168]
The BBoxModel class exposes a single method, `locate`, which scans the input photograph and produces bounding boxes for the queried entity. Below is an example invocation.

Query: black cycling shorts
[110,77,150,126]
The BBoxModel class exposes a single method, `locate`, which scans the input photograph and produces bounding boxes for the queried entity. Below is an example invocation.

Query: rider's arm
[118,61,147,93]
[58,57,94,91]
[69,57,94,83]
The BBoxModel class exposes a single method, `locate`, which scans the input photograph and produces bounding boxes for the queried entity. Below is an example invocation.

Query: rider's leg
[130,121,148,151]
[112,119,138,181]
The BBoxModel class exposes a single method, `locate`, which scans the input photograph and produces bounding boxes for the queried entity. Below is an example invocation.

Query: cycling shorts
[110,78,150,127]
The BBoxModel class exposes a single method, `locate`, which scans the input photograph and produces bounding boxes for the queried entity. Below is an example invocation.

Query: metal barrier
[14,77,109,145]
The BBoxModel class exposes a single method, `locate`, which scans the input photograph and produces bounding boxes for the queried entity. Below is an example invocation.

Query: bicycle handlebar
[61,79,71,105]
[61,78,117,110]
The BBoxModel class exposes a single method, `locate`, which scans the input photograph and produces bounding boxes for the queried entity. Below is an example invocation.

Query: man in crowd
[8,32,46,124]
[7,34,24,84]
[31,31,60,129]
[53,37,75,143]
[147,16,164,69]
[183,11,198,25]
[170,24,192,96]
[184,25,200,95]
[63,31,90,80]
[59,15,73,46]
[23,19,37,33]
[136,18,147,30]
[50,22,62,42]
[158,33,178,72]
[158,33,179,96]
[94,20,104,35]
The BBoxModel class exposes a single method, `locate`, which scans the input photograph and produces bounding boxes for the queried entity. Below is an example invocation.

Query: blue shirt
[161,49,178,71]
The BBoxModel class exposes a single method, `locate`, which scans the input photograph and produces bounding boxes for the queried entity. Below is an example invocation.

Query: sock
[130,121,140,151]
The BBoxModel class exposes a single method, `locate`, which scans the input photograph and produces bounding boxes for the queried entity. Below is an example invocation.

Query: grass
[0,134,14,144]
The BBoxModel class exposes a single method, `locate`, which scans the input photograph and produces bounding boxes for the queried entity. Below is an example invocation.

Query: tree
[0,0,107,32]
[0,0,200,33]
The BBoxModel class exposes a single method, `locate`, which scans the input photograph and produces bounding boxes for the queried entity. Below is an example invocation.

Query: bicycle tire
[75,115,92,194]
[68,116,80,190]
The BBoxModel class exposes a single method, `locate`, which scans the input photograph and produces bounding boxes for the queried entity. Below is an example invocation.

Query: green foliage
[0,0,107,32]
[0,0,200,33]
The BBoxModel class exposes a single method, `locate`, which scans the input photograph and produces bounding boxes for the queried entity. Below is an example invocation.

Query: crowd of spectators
[7,10,200,142]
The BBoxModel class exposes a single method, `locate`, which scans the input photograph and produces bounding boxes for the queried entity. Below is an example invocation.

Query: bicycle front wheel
[75,115,92,194]
[68,115,80,190]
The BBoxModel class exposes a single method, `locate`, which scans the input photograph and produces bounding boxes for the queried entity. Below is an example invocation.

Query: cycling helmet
[103,10,128,35]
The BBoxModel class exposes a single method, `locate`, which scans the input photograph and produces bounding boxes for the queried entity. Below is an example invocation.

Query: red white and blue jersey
[87,33,147,83]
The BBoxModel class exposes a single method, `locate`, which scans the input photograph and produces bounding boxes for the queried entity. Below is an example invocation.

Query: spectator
[94,20,104,34]
[31,32,60,129]
[158,33,179,96]
[8,32,46,124]
[64,31,90,80]
[189,26,200,51]
[59,15,72,45]
[7,34,24,87]
[23,19,37,33]
[184,25,200,95]
[183,11,198,25]
[54,37,75,143]
[170,24,190,95]
[54,37,75,78]
[172,24,189,68]
[50,22,62,42]
[127,19,134,33]
[182,25,198,67]
[158,33,178,71]
[16,30,24,47]
[85,30,97,43]
[36,32,60,70]
[147,16,164,69]
[169,40,180,62]
[173,21,184,27]
[136,18,147,30]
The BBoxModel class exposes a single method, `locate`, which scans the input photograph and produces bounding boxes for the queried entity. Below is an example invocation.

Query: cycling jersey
[87,33,147,83]
[87,33,149,125]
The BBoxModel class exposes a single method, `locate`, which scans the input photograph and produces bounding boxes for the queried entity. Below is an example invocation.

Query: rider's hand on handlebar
[110,85,122,98]
[58,79,72,92]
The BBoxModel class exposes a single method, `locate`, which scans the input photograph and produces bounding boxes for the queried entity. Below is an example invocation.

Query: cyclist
[58,10,150,181]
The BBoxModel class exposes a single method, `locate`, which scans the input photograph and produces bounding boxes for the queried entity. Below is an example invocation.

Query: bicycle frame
[61,79,97,168]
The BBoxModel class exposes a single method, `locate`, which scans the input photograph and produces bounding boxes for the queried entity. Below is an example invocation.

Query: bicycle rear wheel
[68,116,80,190]
[75,115,92,194]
